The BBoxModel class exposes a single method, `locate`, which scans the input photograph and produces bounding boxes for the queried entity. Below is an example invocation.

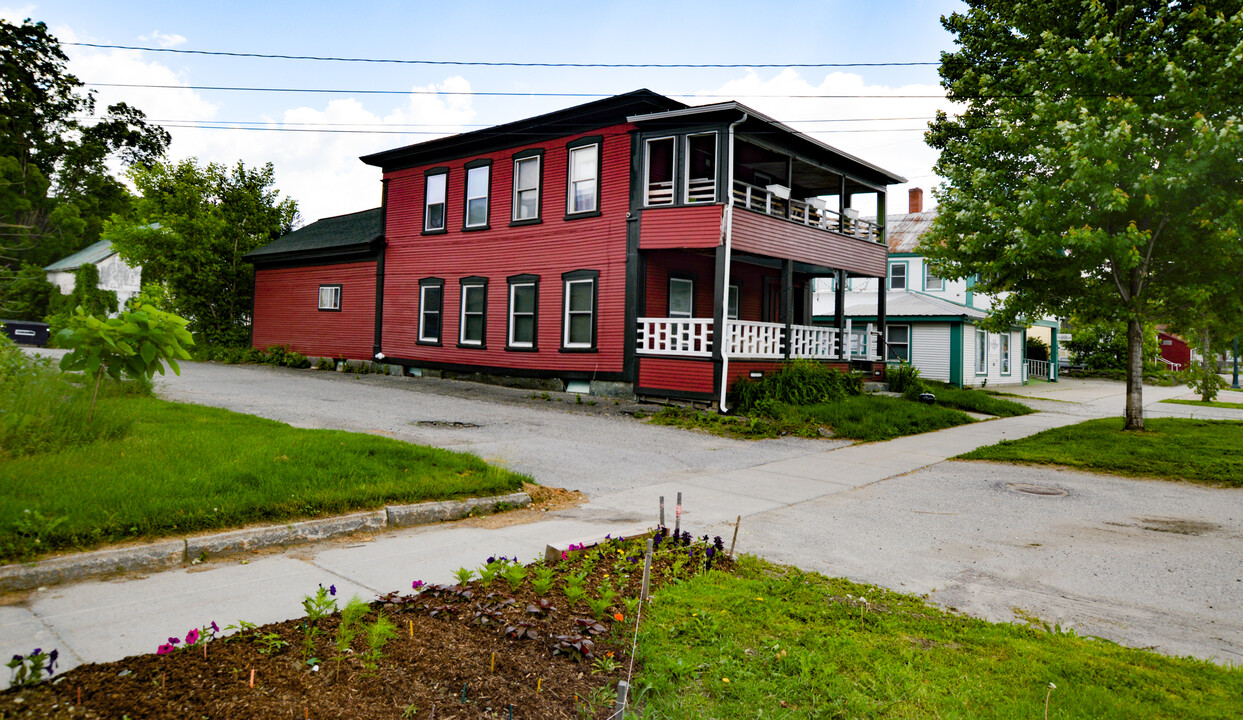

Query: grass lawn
[1159,398,1243,410]
[635,556,1242,719]
[650,395,976,442]
[0,395,529,562]
[924,380,1035,416]
[957,417,1243,487]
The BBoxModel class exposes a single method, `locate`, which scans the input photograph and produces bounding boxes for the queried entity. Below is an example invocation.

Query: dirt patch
[468,484,588,530]
[1138,518,1220,536]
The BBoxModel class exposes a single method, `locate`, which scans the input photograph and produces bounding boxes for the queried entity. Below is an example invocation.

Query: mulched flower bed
[1,528,730,719]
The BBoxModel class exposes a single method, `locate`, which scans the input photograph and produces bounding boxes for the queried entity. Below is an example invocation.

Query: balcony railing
[731,181,883,243]
[636,317,881,361]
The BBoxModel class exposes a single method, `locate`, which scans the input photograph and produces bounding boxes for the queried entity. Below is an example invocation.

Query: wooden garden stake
[76,687,81,705]
[409,619,414,638]
[729,515,741,559]
[491,652,495,672]
[249,668,255,688]
[674,492,682,537]
[659,495,665,527]
[613,680,630,718]
[640,538,654,603]
[537,678,542,692]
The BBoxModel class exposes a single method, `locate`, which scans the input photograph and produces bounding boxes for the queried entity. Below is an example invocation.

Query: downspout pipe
[719,112,748,412]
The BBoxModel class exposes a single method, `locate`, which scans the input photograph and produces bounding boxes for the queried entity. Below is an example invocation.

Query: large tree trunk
[1200,330,1215,403]
[1124,318,1145,430]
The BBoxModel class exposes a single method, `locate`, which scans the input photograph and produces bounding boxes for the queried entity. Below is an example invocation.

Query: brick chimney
[908,187,923,214]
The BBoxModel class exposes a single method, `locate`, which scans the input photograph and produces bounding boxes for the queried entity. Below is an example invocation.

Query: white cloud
[697,69,957,214]
[139,30,186,48]
[0,5,37,23]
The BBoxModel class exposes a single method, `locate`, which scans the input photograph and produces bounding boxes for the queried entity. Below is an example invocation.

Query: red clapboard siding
[639,205,723,249]
[253,262,376,359]
[638,357,715,394]
[644,251,780,322]
[732,209,887,277]
[380,125,635,374]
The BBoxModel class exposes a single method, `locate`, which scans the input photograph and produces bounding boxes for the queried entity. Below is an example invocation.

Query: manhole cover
[1007,483,1068,497]
[414,420,480,428]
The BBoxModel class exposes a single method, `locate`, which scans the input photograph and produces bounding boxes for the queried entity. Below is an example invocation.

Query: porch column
[781,259,793,359]
[712,243,729,363]
[834,269,846,339]
[877,281,887,362]
[838,175,848,234]
[876,189,887,246]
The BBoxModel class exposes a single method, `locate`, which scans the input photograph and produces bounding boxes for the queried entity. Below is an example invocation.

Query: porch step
[863,382,890,393]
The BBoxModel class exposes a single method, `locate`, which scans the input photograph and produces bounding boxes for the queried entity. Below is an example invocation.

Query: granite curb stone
[0,492,531,593]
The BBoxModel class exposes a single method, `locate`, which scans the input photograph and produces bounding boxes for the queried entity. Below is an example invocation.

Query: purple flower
[167,637,179,646]
[46,649,58,674]
[31,648,41,655]
[412,580,425,590]
[210,621,220,634]
[10,654,22,663]
[487,556,495,564]
[329,584,336,596]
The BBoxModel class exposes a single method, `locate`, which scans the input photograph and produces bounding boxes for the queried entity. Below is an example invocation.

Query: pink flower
[185,628,200,646]
[156,643,174,655]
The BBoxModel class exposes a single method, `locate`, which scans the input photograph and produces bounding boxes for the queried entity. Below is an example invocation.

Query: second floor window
[464,163,490,228]
[568,143,599,214]
[513,156,540,221]
[685,133,716,203]
[925,270,944,291]
[424,172,447,232]
[645,137,675,206]
[889,263,907,290]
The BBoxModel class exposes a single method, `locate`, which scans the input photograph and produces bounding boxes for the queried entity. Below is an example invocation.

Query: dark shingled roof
[243,208,383,265]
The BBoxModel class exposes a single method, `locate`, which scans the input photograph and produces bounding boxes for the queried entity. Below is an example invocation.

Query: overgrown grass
[1160,398,1243,410]
[635,556,1242,719]
[0,337,136,458]
[650,395,975,442]
[0,394,529,562]
[923,380,1035,417]
[958,417,1243,487]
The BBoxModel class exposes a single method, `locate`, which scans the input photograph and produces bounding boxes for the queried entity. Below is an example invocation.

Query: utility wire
[74,115,937,129]
[67,42,938,68]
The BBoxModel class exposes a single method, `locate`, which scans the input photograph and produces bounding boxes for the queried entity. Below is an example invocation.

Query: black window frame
[422,168,449,235]
[644,136,676,207]
[560,269,599,352]
[668,275,695,318]
[565,135,602,220]
[458,276,488,348]
[417,277,444,346]
[510,148,544,226]
[462,159,492,231]
[506,273,540,351]
[317,284,342,312]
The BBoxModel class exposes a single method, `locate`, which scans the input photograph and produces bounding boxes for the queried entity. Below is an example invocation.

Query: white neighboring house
[43,240,142,313]
[813,189,1061,387]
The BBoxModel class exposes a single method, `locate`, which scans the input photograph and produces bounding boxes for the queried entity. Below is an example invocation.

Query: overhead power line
[85,82,948,99]
[76,115,938,129]
[67,42,938,68]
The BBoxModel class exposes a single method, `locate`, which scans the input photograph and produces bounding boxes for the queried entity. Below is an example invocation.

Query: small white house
[44,240,142,312]
[813,189,1060,386]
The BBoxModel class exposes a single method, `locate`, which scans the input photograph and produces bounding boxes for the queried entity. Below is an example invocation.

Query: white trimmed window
[464,165,490,228]
[925,270,944,291]
[645,137,675,206]
[418,281,442,343]
[1000,332,1011,374]
[563,275,596,348]
[508,279,537,348]
[460,282,486,345]
[424,173,447,232]
[513,156,540,221]
[318,285,341,311]
[727,284,740,320]
[976,328,988,374]
[568,144,599,214]
[669,278,694,318]
[685,132,717,203]
[887,324,910,362]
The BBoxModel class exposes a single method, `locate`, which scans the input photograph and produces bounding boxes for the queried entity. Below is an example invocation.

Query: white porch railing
[731,181,883,243]
[637,318,878,361]
[727,320,786,359]
[636,317,713,357]
[1027,358,1049,379]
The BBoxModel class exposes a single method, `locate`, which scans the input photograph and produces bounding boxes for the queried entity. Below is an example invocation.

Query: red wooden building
[247,90,904,408]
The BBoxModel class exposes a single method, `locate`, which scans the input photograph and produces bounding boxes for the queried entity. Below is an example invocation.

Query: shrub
[1026,335,1049,361]
[885,363,924,395]
[731,360,863,415]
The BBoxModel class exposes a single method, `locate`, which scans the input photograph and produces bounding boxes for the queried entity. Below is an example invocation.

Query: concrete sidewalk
[0,408,1085,684]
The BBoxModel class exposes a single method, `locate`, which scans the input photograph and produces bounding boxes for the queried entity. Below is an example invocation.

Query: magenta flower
[156,643,173,655]
[167,637,179,646]
[185,628,200,646]
[209,621,220,634]
[412,580,425,590]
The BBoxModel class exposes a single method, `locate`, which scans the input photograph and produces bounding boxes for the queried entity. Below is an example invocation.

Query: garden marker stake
[640,539,654,602]
[729,515,741,559]
[674,492,682,537]
[249,669,255,688]
[409,619,413,638]
[491,652,495,672]
[537,678,542,692]
[613,680,630,719]
[659,496,664,527]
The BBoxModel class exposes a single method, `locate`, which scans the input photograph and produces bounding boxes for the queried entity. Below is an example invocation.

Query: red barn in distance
[245,90,905,408]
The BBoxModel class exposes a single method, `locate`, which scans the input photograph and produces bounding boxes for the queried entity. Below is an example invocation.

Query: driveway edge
[0,492,531,592]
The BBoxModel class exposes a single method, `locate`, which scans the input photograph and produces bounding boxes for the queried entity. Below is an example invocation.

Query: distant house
[245,90,908,406]
[44,240,142,311]
[814,188,1061,386]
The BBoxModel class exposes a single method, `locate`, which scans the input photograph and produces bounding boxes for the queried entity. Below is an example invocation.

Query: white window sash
[512,157,540,221]
[568,145,598,214]
[419,285,441,342]
[508,283,536,347]
[424,174,447,231]
[465,166,489,227]
[669,278,694,318]
[460,285,485,344]
[563,279,594,347]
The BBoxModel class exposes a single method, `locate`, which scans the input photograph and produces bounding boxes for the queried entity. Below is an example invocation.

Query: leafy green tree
[56,302,194,420]
[109,159,298,346]
[0,19,169,268]
[924,1,1243,430]
[0,262,55,320]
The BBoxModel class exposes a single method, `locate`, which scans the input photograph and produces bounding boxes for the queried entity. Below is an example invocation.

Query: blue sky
[4,0,967,224]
